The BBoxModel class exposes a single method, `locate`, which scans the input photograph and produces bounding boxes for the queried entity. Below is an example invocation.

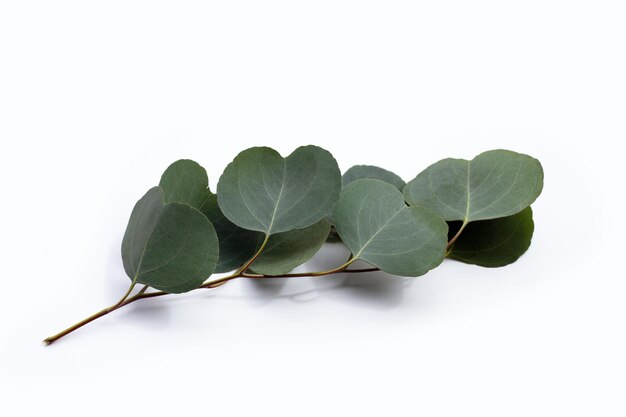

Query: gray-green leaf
[159,159,211,209]
[200,194,263,273]
[342,165,406,190]
[217,146,341,235]
[250,220,331,275]
[121,187,219,293]
[333,179,448,277]
[448,207,534,267]
[403,149,543,222]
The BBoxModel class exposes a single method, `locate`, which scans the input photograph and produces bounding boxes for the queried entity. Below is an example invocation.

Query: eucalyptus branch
[44,146,543,345]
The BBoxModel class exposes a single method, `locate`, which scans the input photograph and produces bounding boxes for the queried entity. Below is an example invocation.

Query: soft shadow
[313,270,407,310]
[123,299,172,329]
[242,278,288,306]
[238,252,408,310]
[239,241,351,305]
[247,271,408,310]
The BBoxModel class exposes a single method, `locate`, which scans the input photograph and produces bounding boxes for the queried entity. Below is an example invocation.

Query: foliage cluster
[44,146,543,344]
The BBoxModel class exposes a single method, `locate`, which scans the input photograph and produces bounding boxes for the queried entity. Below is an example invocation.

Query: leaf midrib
[353,206,405,260]
[464,162,471,223]
[267,160,288,235]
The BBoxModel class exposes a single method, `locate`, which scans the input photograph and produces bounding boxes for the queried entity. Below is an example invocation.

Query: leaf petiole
[43,278,138,345]
[447,220,468,249]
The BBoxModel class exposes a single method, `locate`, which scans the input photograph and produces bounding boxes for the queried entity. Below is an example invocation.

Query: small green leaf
[217,146,341,235]
[159,159,211,208]
[121,187,218,293]
[403,150,543,222]
[342,165,406,190]
[200,194,263,273]
[448,207,534,267]
[250,220,331,275]
[333,179,448,277]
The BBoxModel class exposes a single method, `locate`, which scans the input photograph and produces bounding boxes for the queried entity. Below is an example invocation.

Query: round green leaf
[200,194,263,273]
[159,159,211,208]
[217,146,341,235]
[342,165,405,190]
[250,220,331,276]
[333,179,448,277]
[448,207,534,267]
[403,150,543,222]
[121,187,219,293]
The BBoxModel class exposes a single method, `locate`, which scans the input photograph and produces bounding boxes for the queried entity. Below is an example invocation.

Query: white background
[1,1,624,416]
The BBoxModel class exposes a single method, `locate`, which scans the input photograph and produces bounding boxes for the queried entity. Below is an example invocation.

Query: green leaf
[448,207,534,267]
[342,165,405,190]
[159,159,211,208]
[217,146,341,235]
[403,149,543,222]
[333,179,448,277]
[250,220,331,275]
[200,194,263,273]
[121,187,218,293]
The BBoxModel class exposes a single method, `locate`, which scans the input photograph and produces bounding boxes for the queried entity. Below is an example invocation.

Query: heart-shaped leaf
[200,194,263,273]
[217,146,341,235]
[121,187,218,293]
[159,159,212,209]
[403,150,543,223]
[250,220,331,275]
[342,165,406,190]
[448,207,534,267]
[333,179,448,277]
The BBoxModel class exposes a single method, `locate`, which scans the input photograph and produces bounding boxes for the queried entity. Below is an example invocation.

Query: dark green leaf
[217,146,341,235]
[200,194,263,273]
[403,150,543,222]
[121,187,218,293]
[250,220,331,275]
[333,179,448,277]
[448,207,534,267]
[342,165,405,190]
[159,159,211,209]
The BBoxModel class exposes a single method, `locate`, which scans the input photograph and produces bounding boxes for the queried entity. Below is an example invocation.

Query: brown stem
[235,234,270,274]
[43,233,472,347]
[43,260,382,345]
[43,280,138,345]
[447,220,468,249]
[199,274,238,289]
[241,266,379,278]
[44,207,474,346]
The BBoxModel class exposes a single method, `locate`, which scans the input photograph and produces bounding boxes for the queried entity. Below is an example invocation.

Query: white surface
[1,1,624,416]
